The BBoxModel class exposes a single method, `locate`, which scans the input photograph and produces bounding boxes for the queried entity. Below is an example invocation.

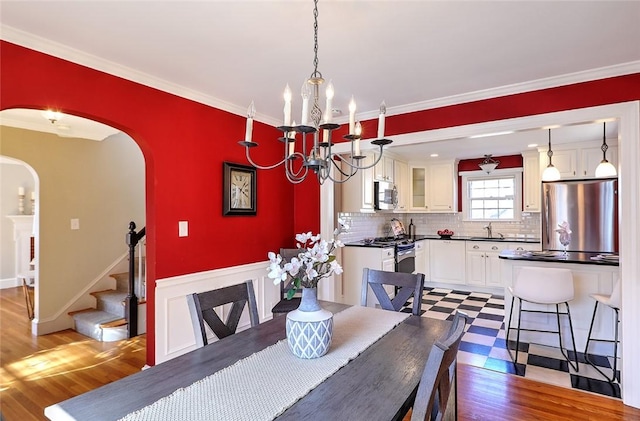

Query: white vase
[286,287,333,359]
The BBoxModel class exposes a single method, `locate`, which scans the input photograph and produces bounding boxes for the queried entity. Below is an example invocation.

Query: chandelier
[238,0,392,184]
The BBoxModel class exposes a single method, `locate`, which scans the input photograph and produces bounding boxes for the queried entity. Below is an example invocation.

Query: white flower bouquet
[267,219,348,299]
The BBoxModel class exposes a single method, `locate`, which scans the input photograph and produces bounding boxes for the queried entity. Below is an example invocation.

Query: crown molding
[3,25,639,126]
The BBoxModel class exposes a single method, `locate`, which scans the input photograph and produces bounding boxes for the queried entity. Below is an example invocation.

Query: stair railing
[126,221,146,338]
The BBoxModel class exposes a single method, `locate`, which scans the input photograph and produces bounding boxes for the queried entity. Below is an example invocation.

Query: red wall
[2,40,639,365]
[0,41,307,365]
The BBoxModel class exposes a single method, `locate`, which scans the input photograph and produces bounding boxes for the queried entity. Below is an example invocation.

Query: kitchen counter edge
[498,250,619,266]
[345,236,541,248]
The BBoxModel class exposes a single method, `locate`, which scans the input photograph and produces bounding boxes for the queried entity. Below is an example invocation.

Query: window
[462,169,522,221]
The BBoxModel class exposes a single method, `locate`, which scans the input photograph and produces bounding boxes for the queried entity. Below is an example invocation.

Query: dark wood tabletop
[45,302,450,421]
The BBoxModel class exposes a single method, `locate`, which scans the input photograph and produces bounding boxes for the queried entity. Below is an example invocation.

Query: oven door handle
[397,248,415,257]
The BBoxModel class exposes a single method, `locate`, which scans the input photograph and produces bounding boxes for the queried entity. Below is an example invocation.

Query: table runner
[119,306,410,421]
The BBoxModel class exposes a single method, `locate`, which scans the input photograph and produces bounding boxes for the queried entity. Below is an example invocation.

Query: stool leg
[612,308,619,382]
[584,301,599,358]
[556,303,579,372]
[506,296,515,361]
[514,298,523,367]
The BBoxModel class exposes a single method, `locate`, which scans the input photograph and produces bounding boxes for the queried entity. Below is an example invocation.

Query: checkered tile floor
[403,287,622,399]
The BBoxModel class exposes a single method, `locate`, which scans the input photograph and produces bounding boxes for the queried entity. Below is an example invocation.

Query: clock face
[230,170,252,209]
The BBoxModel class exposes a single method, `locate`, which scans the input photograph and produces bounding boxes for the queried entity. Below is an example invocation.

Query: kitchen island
[499,250,619,353]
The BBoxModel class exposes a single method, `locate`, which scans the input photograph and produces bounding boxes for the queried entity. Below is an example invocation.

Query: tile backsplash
[338,212,541,243]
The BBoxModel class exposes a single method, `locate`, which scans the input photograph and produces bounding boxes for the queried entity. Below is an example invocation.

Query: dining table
[44,302,451,421]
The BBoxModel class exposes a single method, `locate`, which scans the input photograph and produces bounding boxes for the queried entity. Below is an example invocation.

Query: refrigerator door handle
[544,188,550,249]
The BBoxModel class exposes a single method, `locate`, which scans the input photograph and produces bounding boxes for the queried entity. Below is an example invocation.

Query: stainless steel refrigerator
[542,178,618,253]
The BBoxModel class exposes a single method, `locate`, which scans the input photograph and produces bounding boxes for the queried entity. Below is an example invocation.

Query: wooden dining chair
[270,248,303,317]
[410,310,468,421]
[361,268,425,315]
[186,280,259,348]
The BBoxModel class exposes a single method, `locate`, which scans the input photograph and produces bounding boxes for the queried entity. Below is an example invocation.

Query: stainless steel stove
[371,236,416,273]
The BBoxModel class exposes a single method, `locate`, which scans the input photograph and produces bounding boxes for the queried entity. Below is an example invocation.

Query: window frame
[460,168,523,222]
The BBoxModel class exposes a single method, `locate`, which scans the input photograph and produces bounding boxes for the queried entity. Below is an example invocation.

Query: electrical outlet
[70,218,80,230]
[178,221,188,237]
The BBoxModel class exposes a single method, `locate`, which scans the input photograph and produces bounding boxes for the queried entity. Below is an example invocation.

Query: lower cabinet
[429,240,466,285]
[414,240,429,278]
[466,242,505,288]
[341,246,395,306]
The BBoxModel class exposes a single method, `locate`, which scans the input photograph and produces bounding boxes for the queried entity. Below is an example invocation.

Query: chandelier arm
[340,145,385,170]
[244,147,287,170]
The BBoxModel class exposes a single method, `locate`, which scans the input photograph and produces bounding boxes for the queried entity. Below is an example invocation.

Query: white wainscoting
[154,261,280,364]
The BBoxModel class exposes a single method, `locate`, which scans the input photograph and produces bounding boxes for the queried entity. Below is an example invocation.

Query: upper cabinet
[373,153,395,182]
[539,141,618,179]
[522,150,541,212]
[409,160,457,212]
[394,160,409,212]
[340,152,375,213]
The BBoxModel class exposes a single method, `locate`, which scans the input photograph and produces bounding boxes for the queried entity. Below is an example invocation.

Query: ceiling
[1,1,638,159]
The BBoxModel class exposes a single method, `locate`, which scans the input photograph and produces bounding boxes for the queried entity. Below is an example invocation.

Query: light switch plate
[70,218,80,230]
[178,221,188,237]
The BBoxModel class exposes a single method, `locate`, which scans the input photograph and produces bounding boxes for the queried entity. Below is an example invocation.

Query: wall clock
[223,162,257,215]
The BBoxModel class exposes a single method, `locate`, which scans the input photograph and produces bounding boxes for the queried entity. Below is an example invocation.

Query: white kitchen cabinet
[539,141,618,179]
[466,241,509,288]
[414,240,429,279]
[374,154,395,182]
[394,159,409,211]
[409,160,457,212]
[522,150,541,212]
[429,240,465,285]
[580,145,618,178]
[340,152,375,213]
[341,246,395,306]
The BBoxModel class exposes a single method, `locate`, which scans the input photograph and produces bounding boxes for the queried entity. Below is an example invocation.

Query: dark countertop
[499,250,619,266]
[345,235,540,248]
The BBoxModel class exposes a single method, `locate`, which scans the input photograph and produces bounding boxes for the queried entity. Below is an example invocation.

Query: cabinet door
[341,153,374,212]
[374,154,394,182]
[522,151,541,212]
[394,160,409,211]
[466,251,486,286]
[485,252,503,288]
[549,149,578,178]
[429,240,465,284]
[581,146,618,178]
[428,162,456,212]
[410,166,427,210]
[414,240,429,278]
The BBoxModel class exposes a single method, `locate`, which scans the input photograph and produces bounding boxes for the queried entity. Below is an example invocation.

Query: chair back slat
[361,268,425,315]
[411,311,467,421]
[186,280,259,347]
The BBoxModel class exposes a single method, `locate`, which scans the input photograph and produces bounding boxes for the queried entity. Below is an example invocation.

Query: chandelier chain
[311,0,321,80]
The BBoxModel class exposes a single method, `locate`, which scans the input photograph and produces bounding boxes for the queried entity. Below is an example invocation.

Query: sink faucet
[484,222,493,238]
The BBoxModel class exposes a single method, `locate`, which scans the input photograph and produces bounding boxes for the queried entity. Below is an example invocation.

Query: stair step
[92,290,127,317]
[68,307,96,317]
[100,318,127,328]
[72,309,125,341]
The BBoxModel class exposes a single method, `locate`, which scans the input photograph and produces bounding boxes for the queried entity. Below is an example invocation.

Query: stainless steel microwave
[374,181,398,210]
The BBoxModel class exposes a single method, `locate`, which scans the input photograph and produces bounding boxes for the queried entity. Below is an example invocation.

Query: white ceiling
[1,0,638,159]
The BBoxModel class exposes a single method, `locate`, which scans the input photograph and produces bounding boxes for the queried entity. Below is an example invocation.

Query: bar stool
[584,278,621,383]
[506,267,578,371]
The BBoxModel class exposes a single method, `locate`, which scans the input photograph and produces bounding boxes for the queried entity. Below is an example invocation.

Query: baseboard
[0,277,21,289]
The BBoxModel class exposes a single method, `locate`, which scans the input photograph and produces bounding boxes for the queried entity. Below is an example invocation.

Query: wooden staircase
[69,261,145,342]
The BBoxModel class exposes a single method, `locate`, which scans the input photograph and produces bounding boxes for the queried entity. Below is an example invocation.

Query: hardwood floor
[0,287,146,421]
[2,286,639,421]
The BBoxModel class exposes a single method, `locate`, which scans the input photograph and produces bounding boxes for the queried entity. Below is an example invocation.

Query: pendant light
[479,154,499,174]
[541,129,561,181]
[595,122,617,178]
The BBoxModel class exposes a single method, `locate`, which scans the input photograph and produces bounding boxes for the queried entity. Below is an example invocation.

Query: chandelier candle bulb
[18,187,25,196]
[324,81,334,123]
[245,102,255,142]
[377,101,386,139]
[283,84,292,126]
[301,82,311,126]
[348,96,356,135]
[354,121,362,156]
